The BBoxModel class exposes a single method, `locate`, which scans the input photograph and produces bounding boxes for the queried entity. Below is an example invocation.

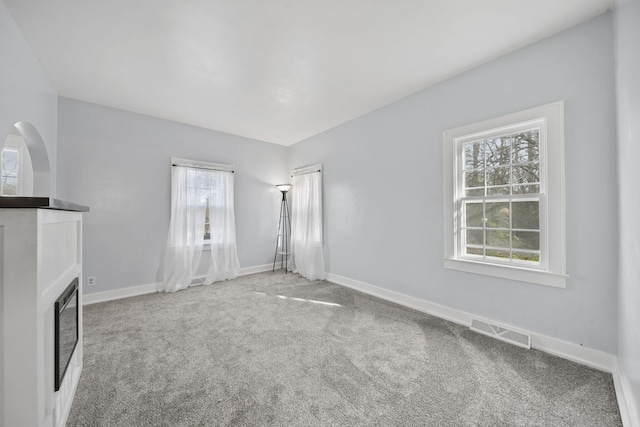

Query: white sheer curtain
[202,170,240,284]
[161,166,206,293]
[290,167,326,280]
[161,161,239,293]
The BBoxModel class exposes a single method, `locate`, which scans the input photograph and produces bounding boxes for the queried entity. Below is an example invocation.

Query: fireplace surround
[0,197,88,427]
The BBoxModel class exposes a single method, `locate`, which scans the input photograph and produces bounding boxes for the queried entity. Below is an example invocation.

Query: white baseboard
[613,362,640,427]
[531,333,615,372]
[238,263,275,276]
[83,263,275,306]
[326,272,616,373]
[192,263,275,283]
[83,282,159,305]
[326,272,474,326]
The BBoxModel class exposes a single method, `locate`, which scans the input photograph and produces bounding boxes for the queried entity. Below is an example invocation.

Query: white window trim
[443,101,567,288]
[171,157,234,249]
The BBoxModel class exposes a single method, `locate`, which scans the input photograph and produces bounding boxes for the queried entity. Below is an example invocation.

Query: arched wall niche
[5,121,51,197]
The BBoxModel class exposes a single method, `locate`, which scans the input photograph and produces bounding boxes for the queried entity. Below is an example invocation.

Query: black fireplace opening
[55,277,79,391]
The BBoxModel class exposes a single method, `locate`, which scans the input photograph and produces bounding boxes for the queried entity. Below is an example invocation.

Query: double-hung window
[1,146,19,195]
[1,134,34,196]
[189,170,223,245]
[443,102,566,287]
[172,157,235,246]
[163,157,239,292]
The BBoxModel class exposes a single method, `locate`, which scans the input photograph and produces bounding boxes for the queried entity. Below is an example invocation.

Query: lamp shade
[276,184,292,193]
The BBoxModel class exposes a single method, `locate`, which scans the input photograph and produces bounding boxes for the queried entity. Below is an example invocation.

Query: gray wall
[0,0,58,194]
[0,0,58,420]
[615,0,640,421]
[57,98,288,295]
[289,14,618,354]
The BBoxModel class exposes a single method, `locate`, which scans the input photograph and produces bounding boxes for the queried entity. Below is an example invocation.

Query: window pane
[485,136,511,168]
[465,229,484,245]
[204,205,211,240]
[2,148,19,196]
[512,184,540,194]
[486,167,510,186]
[465,247,483,256]
[464,170,484,188]
[465,188,484,197]
[2,149,18,172]
[486,249,510,259]
[487,186,510,196]
[512,130,539,164]
[486,230,509,247]
[512,231,540,250]
[2,176,17,195]
[465,202,484,227]
[512,164,539,185]
[512,252,540,262]
[485,202,510,228]
[512,201,539,230]
[197,171,212,187]
[464,141,484,170]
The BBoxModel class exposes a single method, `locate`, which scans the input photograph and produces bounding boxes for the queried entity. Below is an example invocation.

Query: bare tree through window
[1,148,19,195]
[461,129,541,264]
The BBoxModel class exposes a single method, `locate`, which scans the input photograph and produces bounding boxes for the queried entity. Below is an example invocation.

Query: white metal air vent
[470,318,531,349]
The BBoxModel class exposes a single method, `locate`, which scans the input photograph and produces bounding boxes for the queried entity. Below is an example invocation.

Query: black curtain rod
[172,164,234,173]
[291,169,321,177]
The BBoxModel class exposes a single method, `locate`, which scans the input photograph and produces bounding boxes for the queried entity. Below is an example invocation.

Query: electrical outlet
[87,276,96,286]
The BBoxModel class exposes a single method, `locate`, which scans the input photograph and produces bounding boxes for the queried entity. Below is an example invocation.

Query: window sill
[444,258,567,288]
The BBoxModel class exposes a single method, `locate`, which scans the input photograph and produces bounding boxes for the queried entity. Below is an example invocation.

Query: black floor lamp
[273,184,292,272]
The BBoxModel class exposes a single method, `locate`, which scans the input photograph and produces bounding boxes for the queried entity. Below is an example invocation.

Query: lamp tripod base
[272,192,291,273]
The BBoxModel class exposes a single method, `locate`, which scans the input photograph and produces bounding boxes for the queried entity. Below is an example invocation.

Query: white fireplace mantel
[1,199,88,427]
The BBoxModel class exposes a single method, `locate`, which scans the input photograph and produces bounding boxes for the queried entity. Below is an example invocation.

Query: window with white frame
[1,146,19,195]
[443,102,566,288]
[172,158,235,245]
[189,171,221,244]
[1,134,34,196]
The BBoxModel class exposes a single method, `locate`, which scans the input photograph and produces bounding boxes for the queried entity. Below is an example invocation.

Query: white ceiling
[5,0,612,146]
